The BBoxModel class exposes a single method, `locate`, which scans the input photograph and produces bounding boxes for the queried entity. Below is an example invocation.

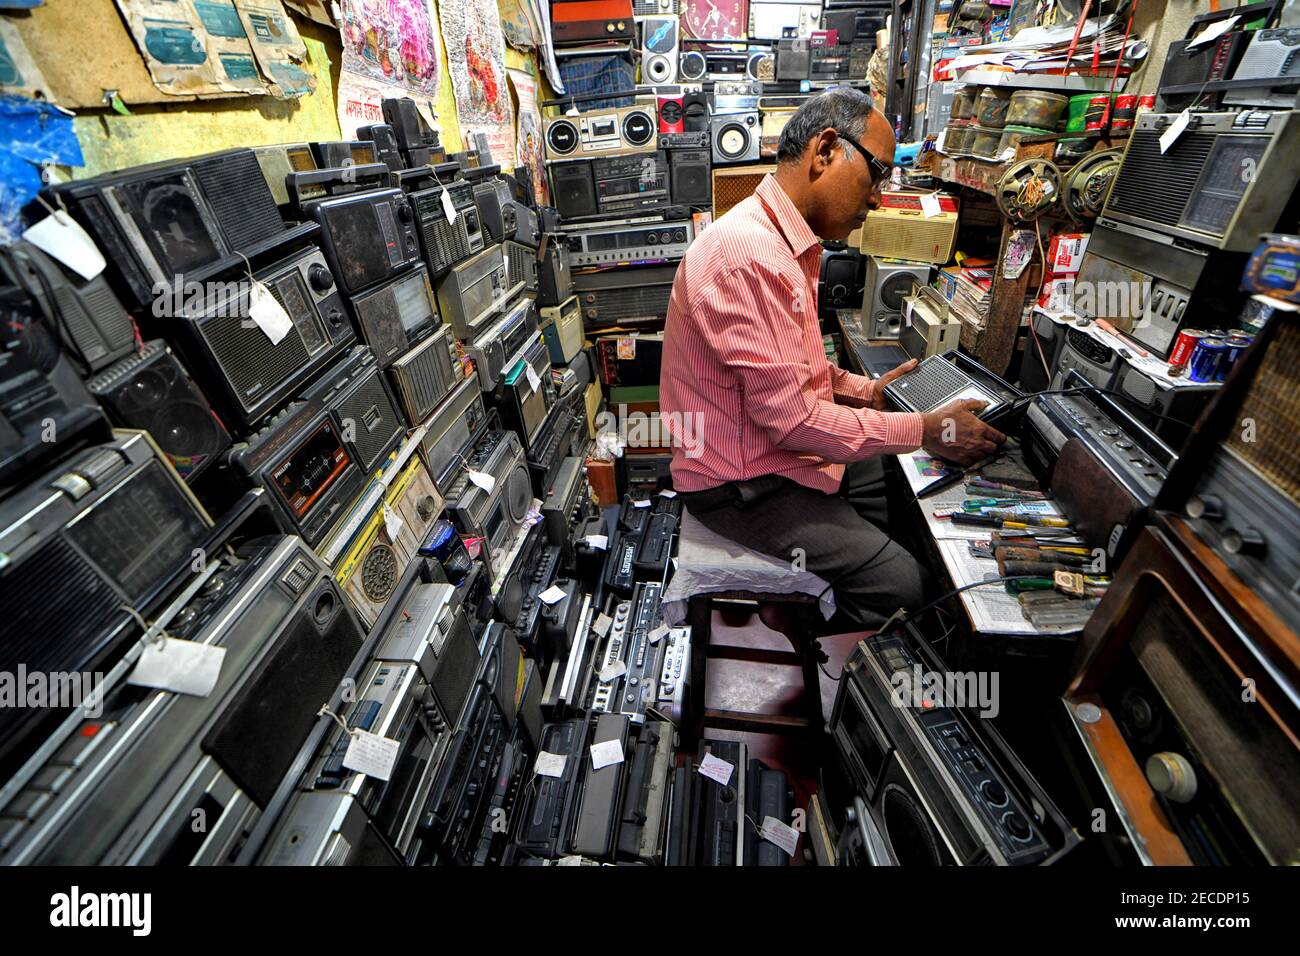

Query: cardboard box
[1046,233,1090,275]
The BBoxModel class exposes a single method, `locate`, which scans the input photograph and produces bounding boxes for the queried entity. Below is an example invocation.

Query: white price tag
[659,489,677,498]
[1159,109,1192,154]
[343,729,400,781]
[589,739,625,770]
[648,624,669,645]
[592,612,614,638]
[248,280,293,345]
[633,499,651,509]
[538,584,566,605]
[698,752,735,786]
[1187,15,1238,49]
[468,469,496,494]
[599,659,627,683]
[583,534,608,551]
[535,751,567,778]
[525,363,542,393]
[383,503,404,540]
[23,212,106,280]
[760,816,800,857]
[441,185,457,223]
[128,638,226,697]
[556,855,585,865]
[920,192,942,218]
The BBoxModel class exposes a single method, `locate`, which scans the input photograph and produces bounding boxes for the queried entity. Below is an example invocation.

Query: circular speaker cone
[127,368,170,408]
[646,55,672,83]
[881,783,946,866]
[679,51,706,81]
[659,100,682,125]
[360,543,400,602]
[623,110,654,146]
[153,401,222,458]
[880,272,915,311]
[505,464,532,522]
[996,157,1062,221]
[1062,148,1122,224]
[546,120,578,155]
[717,122,750,159]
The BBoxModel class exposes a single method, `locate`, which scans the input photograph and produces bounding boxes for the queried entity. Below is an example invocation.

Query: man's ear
[812,128,839,170]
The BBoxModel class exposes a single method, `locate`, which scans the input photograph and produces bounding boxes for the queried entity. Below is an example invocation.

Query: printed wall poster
[498,0,537,51]
[508,68,547,206]
[441,0,515,165]
[234,0,317,96]
[336,67,438,138]
[337,0,442,98]
[115,0,269,95]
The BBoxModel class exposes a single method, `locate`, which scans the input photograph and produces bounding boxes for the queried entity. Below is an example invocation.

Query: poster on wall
[234,0,316,96]
[337,0,442,97]
[0,18,51,100]
[441,0,515,165]
[336,68,439,138]
[498,0,537,51]
[115,0,270,96]
[508,68,547,206]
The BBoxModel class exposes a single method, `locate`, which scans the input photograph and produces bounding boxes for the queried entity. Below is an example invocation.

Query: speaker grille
[433,611,481,724]
[413,190,471,277]
[335,369,403,471]
[671,150,711,205]
[1227,320,1300,505]
[200,315,310,414]
[503,240,538,292]
[391,330,458,423]
[194,151,285,251]
[1105,129,1212,228]
[712,167,767,217]
[579,283,673,327]
[552,163,598,218]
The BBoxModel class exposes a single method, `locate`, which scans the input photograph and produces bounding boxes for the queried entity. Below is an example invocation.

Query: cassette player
[567,216,693,268]
[593,150,671,215]
[464,297,541,391]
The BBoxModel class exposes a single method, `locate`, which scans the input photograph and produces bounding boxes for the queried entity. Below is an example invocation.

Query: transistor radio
[347,263,440,368]
[541,296,586,365]
[436,244,519,341]
[419,376,490,491]
[859,192,960,264]
[410,179,485,279]
[304,187,422,295]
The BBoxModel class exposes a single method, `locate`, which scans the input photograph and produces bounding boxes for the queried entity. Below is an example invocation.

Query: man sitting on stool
[660,89,1005,628]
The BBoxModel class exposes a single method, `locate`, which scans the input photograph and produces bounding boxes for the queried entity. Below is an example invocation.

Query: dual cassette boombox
[566,216,694,268]
[544,105,659,162]
[444,428,534,571]
[436,243,522,342]
[229,346,406,547]
[464,297,541,392]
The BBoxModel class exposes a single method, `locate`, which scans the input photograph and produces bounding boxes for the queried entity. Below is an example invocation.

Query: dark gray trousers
[679,457,930,629]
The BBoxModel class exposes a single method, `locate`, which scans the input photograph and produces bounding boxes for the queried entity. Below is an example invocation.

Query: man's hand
[869,358,918,410]
[921,398,1007,467]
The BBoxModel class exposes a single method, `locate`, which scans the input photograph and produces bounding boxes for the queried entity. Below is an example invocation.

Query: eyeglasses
[834,131,893,185]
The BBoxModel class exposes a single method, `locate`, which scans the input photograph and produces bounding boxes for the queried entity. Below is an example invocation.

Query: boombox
[678,49,747,82]
[420,375,490,490]
[1110,361,1215,448]
[436,243,518,341]
[550,160,599,219]
[304,187,422,295]
[566,216,693,268]
[347,263,440,368]
[166,244,355,437]
[541,296,586,365]
[253,142,317,207]
[230,346,406,546]
[2,534,366,865]
[444,429,533,566]
[538,238,575,307]
[327,454,445,627]
[594,150,671,215]
[410,179,485,279]
[574,263,678,329]
[859,192,959,264]
[465,297,540,391]
[544,105,658,161]
[49,148,290,310]
[492,340,557,455]
[641,15,680,84]
[0,432,211,776]
[503,239,540,294]
[87,339,231,483]
[388,322,462,426]
[670,149,711,206]
[711,112,761,165]
[0,241,135,376]
[751,1,820,39]
[863,256,930,339]
[473,177,520,244]
[552,0,635,43]
[1050,325,1121,391]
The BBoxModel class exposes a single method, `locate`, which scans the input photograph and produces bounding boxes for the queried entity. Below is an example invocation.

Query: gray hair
[776,88,878,164]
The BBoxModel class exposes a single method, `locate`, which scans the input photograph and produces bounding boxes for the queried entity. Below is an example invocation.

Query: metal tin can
[1169,328,1205,367]
[1223,334,1254,376]
[1190,336,1229,383]
[1084,94,1112,131]
[1137,94,1156,112]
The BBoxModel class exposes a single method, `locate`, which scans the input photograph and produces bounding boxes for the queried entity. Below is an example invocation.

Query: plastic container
[1005,90,1068,130]
[998,124,1053,155]
[1056,137,1092,162]
[1064,94,1094,134]
[975,86,1013,129]
[950,85,980,121]
[946,123,976,154]
[971,125,1003,158]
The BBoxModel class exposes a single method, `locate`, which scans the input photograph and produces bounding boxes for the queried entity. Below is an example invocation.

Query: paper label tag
[441,186,457,224]
[760,816,800,857]
[538,584,566,605]
[383,503,404,540]
[468,469,496,494]
[648,624,669,645]
[659,489,677,498]
[590,739,625,770]
[592,612,614,638]
[248,280,293,345]
[617,336,636,360]
[1187,15,1238,49]
[599,659,627,683]
[920,192,942,218]
[128,638,226,697]
[556,855,585,865]
[699,752,735,786]
[1159,109,1191,154]
[23,212,106,280]
[584,534,608,551]
[525,363,542,393]
[535,751,567,778]
[343,729,400,781]
[633,499,651,509]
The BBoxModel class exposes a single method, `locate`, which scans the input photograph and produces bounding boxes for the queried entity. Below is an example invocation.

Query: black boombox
[465,297,541,392]
[443,428,534,569]
[303,187,422,296]
[594,150,671,216]
[410,179,485,279]
[347,263,441,369]
[490,339,556,458]
[229,346,405,546]
[164,244,355,437]
[49,148,291,310]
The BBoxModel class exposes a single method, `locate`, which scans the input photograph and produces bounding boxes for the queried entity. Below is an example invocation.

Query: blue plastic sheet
[0,93,83,243]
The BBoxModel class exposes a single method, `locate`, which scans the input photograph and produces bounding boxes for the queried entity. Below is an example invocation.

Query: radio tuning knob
[1223,526,1266,557]
[398,203,414,223]
[416,494,437,519]
[308,263,335,292]
[1145,751,1198,803]
[1185,494,1224,521]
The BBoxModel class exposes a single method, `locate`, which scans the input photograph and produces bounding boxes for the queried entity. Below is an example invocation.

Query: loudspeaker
[863,257,930,339]
[710,112,760,165]
[642,16,680,84]
[712,164,768,218]
[658,94,685,133]
[86,339,231,483]
[818,245,864,316]
[550,161,599,219]
[679,50,706,81]
[538,239,574,307]
[670,149,712,206]
[683,90,709,132]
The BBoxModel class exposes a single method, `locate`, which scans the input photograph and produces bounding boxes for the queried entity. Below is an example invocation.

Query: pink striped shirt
[660,174,925,495]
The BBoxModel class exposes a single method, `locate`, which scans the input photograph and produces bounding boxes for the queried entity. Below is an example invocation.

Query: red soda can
[1137,94,1156,112]
[1169,328,1205,367]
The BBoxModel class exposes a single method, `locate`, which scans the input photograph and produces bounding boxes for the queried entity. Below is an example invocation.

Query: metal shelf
[1161,76,1300,95]
[955,69,1128,92]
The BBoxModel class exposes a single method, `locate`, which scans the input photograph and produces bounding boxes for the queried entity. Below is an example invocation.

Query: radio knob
[308,263,334,292]
[606,22,615,32]
[1146,751,1198,803]
[328,307,345,327]
[1186,494,1224,521]
[1223,526,1266,557]
[1003,811,1033,841]
[980,779,1008,807]
[398,203,414,223]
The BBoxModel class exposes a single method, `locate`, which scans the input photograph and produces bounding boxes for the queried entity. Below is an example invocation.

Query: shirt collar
[756,174,822,260]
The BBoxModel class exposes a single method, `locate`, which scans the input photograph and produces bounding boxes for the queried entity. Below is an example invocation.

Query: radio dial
[1186,494,1224,521]
[328,307,345,327]
[398,202,414,223]
[1223,526,1266,557]
[308,263,335,292]
[1146,751,1198,803]
[416,494,438,520]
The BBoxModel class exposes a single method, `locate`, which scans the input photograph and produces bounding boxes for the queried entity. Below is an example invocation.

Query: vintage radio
[493,523,562,659]
[819,244,865,319]
[436,243,518,341]
[538,239,575,307]
[528,399,586,500]
[420,376,489,491]
[304,187,422,295]
[636,0,679,11]
[859,192,959,264]
[750,0,819,39]
[712,163,768,217]
[383,97,440,155]
[1111,361,1216,449]
[657,92,685,134]
[49,148,290,310]
[410,180,485,280]
[1020,309,1064,394]
[310,140,379,170]
[0,432,211,775]
[1,534,366,865]
[552,0,635,43]
[388,323,462,426]
[759,108,795,158]
[829,626,1078,865]
[745,51,774,81]
[776,37,811,81]
[165,245,354,437]
[550,160,600,219]
[514,718,589,858]
[1049,325,1121,391]
[642,15,680,84]
[862,256,929,339]
[593,150,671,215]
[1230,26,1300,83]
[0,241,135,376]
[86,339,231,483]
[492,341,556,455]
[356,123,404,173]
[284,162,392,208]
[542,454,591,552]
[615,719,676,863]
[444,429,533,562]
[567,216,693,268]
[464,297,540,391]
[1102,110,1300,253]
[347,263,440,368]
[544,105,658,161]
[507,205,541,249]
[593,581,668,724]
[574,263,678,329]
[660,130,710,149]
[570,713,632,858]
[541,296,586,365]
[253,142,318,207]
[473,177,520,244]
[503,239,540,295]
[810,43,852,80]
[392,161,462,193]
[680,49,747,82]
